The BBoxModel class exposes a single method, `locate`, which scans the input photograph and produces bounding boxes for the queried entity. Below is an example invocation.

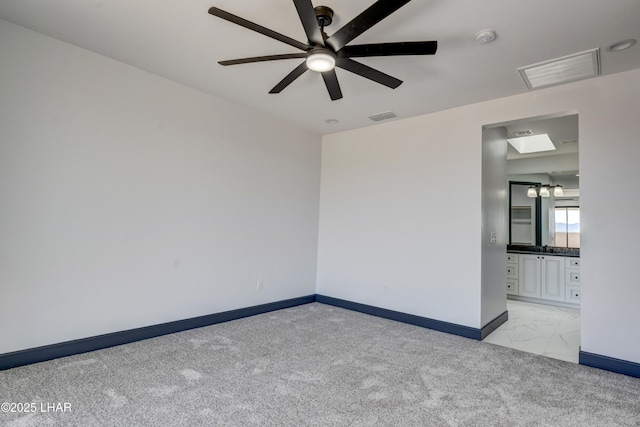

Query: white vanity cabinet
[506,254,519,295]
[507,252,580,307]
[519,254,540,298]
[541,256,565,301]
[565,258,581,304]
[519,254,564,301]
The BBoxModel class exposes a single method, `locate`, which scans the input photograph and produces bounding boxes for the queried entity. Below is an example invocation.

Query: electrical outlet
[383,285,389,294]
[490,232,497,244]
[257,279,264,291]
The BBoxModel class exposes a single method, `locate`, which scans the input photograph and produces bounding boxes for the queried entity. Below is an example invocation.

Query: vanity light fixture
[539,186,550,197]
[527,184,564,198]
[553,186,564,197]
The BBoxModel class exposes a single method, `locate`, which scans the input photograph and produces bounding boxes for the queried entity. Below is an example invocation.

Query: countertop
[507,245,580,257]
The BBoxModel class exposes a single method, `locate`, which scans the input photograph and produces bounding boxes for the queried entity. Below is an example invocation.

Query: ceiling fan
[208,0,437,101]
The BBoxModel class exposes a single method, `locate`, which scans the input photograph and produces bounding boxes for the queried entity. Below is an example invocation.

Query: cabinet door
[541,256,565,301]
[519,255,540,298]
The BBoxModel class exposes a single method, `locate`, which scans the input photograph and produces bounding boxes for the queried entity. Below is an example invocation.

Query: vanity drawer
[506,264,519,279]
[566,258,580,268]
[566,286,580,302]
[506,254,519,264]
[566,270,581,284]
[507,279,519,295]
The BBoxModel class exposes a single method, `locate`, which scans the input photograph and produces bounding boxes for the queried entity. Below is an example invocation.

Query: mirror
[506,114,579,248]
[509,181,541,246]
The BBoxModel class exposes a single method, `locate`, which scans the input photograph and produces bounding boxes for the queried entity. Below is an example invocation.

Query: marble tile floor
[483,299,580,363]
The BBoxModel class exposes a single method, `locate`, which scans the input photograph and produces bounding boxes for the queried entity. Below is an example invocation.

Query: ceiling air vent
[368,111,398,122]
[512,130,534,137]
[518,48,600,90]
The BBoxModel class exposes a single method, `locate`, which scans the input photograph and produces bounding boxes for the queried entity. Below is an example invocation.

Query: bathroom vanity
[506,246,580,308]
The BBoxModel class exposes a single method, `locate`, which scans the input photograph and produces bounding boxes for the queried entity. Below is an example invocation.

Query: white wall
[507,153,579,176]
[481,127,508,327]
[0,20,322,354]
[317,109,483,327]
[318,68,640,364]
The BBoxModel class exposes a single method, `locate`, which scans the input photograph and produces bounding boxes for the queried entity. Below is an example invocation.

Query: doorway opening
[482,111,580,363]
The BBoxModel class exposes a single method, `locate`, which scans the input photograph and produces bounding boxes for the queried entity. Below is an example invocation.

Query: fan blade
[293,0,325,46]
[269,61,309,94]
[326,0,412,51]
[341,41,437,57]
[209,7,309,51]
[336,57,402,89]
[321,69,343,100]
[219,53,307,66]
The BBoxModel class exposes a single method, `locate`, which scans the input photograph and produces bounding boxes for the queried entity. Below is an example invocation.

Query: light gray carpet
[1,303,639,426]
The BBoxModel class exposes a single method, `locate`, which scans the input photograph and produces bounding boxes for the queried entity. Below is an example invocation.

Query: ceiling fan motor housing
[314,6,334,27]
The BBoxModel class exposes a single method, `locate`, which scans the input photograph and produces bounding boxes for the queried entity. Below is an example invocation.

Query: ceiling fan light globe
[306,51,336,72]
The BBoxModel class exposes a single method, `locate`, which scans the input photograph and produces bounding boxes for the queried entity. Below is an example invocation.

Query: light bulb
[554,186,564,197]
[539,187,550,197]
[527,187,538,198]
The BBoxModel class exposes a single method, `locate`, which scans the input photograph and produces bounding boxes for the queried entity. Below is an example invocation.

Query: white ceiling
[505,114,579,161]
[505,114,579,185]
[1,1,639,135]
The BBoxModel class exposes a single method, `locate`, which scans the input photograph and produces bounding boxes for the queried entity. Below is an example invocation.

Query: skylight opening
[507,134,556,154]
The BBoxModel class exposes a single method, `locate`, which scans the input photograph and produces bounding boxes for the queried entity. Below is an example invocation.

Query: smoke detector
[475,29,496,44]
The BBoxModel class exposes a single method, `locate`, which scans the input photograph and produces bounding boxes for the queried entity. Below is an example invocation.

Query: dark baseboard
[579,350,640,378]
[5,293,639,380]
[0,295,315,371]
[480,310,509,340]
[1,294,488,372]
[315,294,483,340]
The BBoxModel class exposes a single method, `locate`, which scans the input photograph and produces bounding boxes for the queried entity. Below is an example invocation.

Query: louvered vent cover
[368,111,398,122]
[513,130,534,137]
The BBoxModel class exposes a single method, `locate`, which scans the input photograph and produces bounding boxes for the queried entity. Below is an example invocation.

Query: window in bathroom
[555,207,580,248]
